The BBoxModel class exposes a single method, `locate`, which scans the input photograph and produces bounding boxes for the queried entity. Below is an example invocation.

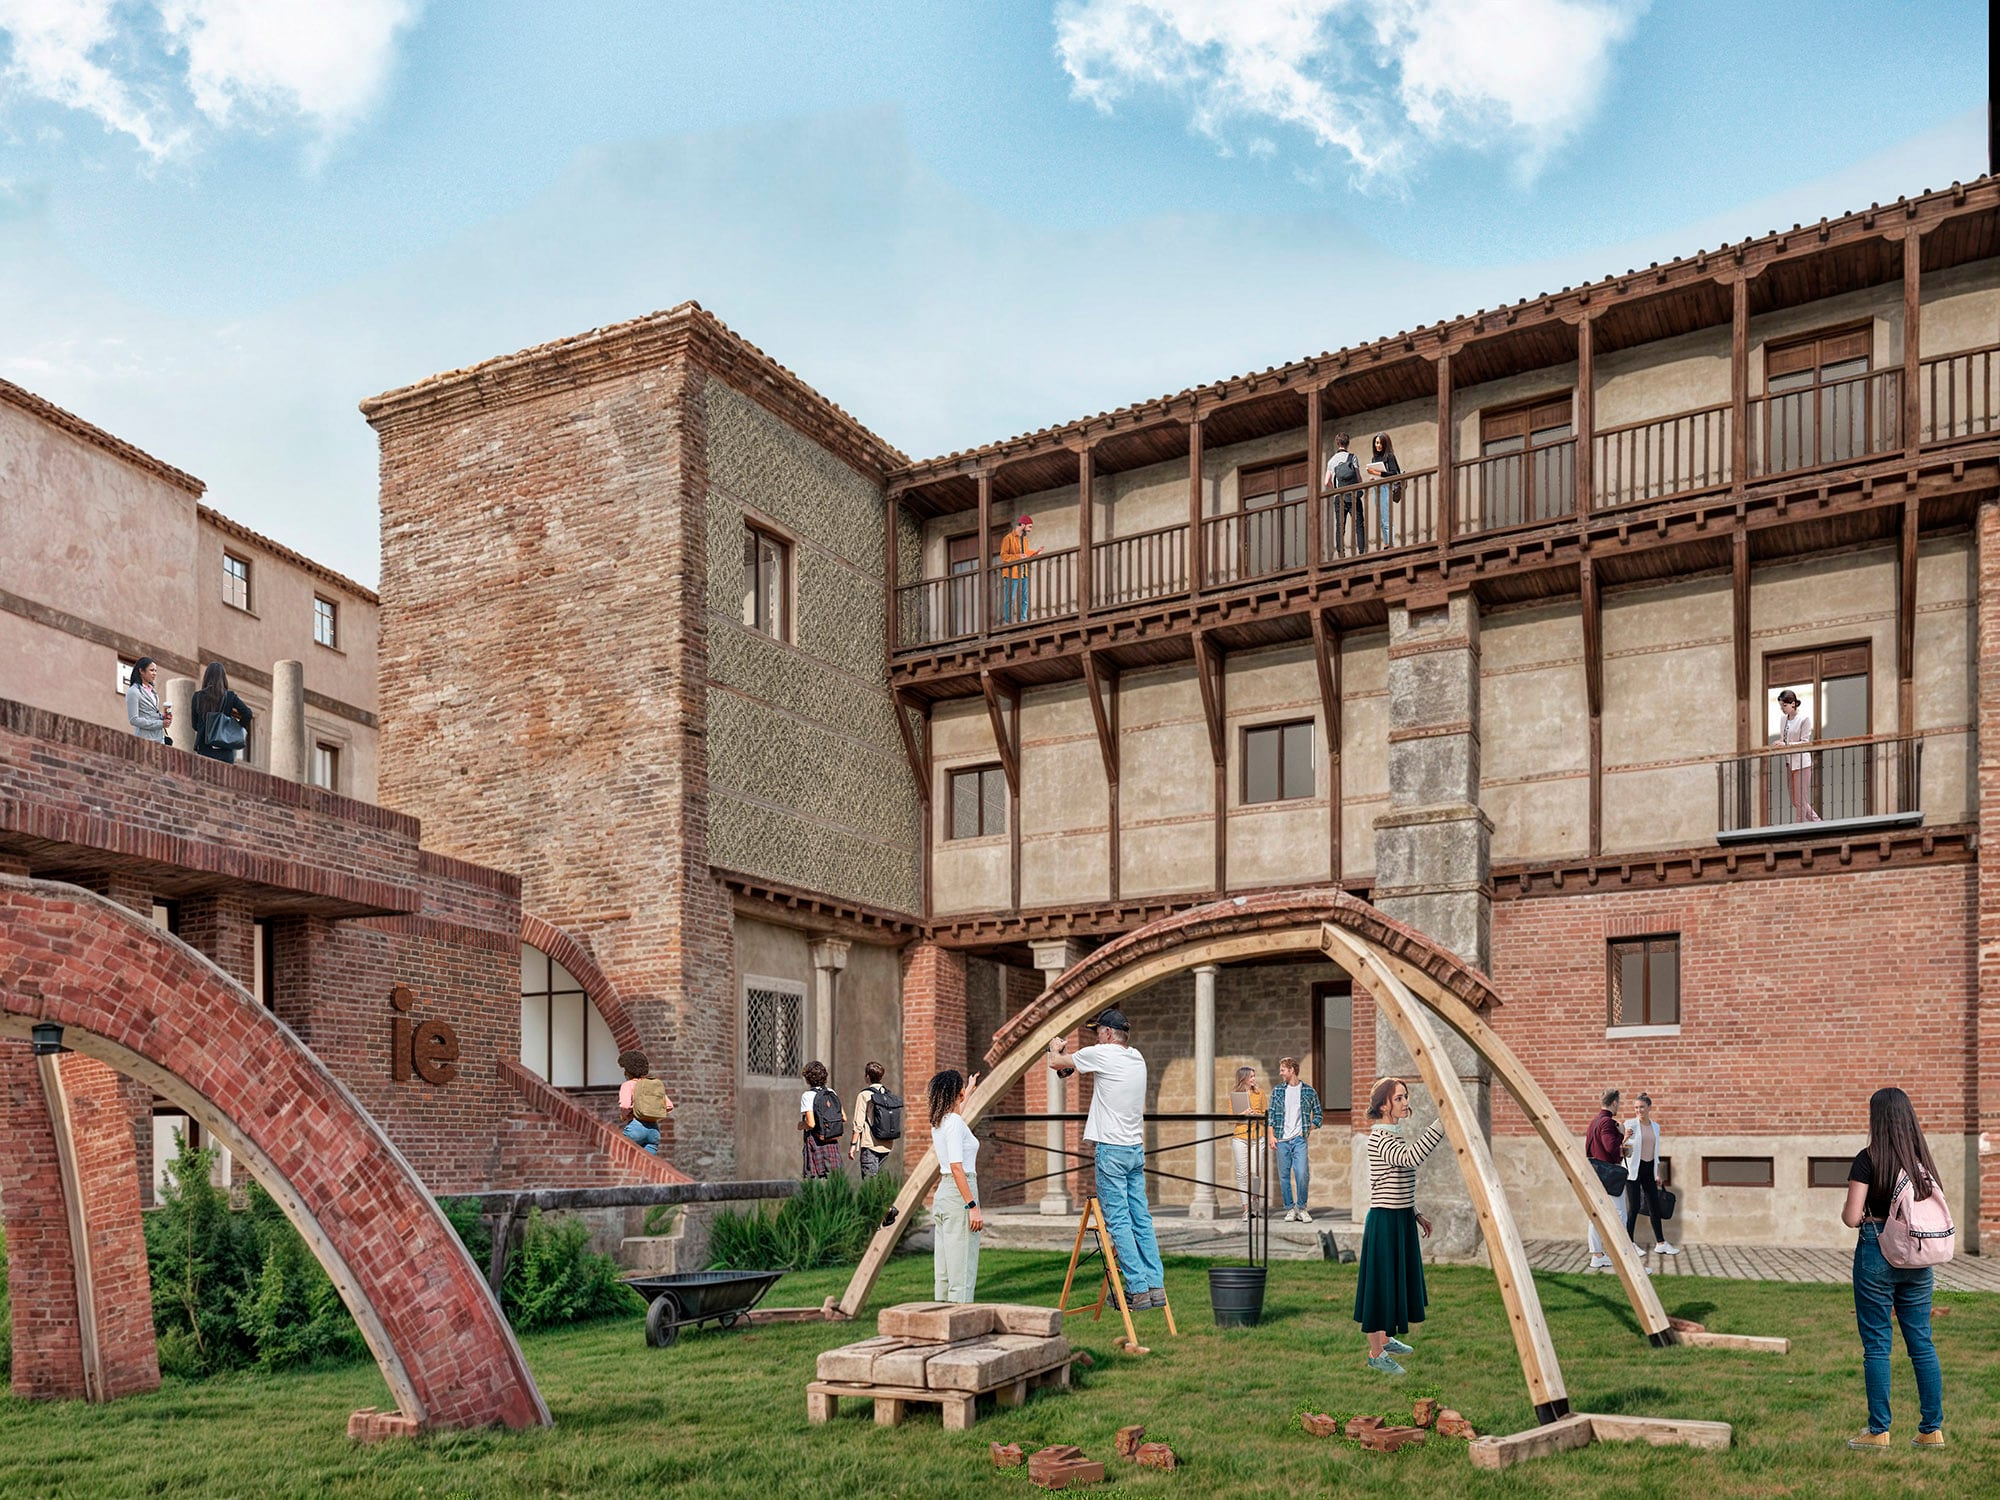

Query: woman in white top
[927,1067,984,1304]
[125,657,170,744]
[1621,1092,1677,1256]
[1775,688,1820,822]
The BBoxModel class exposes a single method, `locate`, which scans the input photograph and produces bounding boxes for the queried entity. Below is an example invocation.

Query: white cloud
[0,0,416,159]
[1055,0,1642,181]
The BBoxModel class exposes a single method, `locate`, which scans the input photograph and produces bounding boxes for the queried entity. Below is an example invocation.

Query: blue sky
[0,1,1989,583]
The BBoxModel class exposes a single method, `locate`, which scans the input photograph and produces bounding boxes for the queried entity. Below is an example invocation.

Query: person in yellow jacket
[998,515,1039,623]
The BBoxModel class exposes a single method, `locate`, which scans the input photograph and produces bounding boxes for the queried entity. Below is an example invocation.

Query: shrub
[503,1209,642,1331]
[707,1173,901,1271]
[239,1188,366,1370]
[143,1142,260,1377]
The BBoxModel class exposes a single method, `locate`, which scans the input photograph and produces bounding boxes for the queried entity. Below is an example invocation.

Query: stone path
[977,1205,2000,1291]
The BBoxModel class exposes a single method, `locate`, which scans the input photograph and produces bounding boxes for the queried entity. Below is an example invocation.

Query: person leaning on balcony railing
[1324,432,1365,557]
[1774,688,1822,823]
[1364,433,1403,550]
[998,514,1038,624]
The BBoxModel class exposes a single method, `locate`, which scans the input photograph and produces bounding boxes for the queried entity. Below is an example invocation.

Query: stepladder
[1056,1195,1177,1353]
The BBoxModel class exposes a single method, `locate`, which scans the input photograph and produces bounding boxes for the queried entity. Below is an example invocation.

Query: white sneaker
[1297,1210,1314,1224]
[1588,1254,1612,1270]
[1283,1209,1298,1222]
[1657,1242,1680,1255]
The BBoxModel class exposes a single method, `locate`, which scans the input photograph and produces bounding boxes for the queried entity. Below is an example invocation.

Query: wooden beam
[1192,630,1226,766]
[1672,1330,1790,1354]
[980,669,1019,795]
[920,711,933,917]
[1187,417,1205,593]
[975,468,993,638]
[1076,446,1094,615]
[1586,1413,1736,1448]
[884,495,900,661]
[1730,278,1749,488]
[1435,352,1454,550]
[1575,317,1595,517]
[1733,524,1751,751]
[1081,651,1118,783]
[1899,498,1919,731]
[1306,386,1324,568]
[890,689,930,803]
[1469,1413,1597,1472]
[1310,610,1342,883]
[1581,557,1602,857]
[1903,230,1922,456]
[1010,689,1022,913]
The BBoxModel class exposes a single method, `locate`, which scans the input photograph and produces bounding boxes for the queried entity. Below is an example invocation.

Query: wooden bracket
[1309,610,1342,881]
[980,669,1019,796]
[890,689,930,804]
[1192,630,1225,767]
[1081,650,1119,784]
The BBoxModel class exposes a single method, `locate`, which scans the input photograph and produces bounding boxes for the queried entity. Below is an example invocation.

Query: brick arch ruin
[0,877,549,1432]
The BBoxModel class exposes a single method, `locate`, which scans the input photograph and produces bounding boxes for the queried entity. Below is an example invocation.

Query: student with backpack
[1324,432,1366,557]
[1842,1086,1951,1450]
[849,1060,903,1180]
[798,1060,845,1179]
[617,1050,674,1156]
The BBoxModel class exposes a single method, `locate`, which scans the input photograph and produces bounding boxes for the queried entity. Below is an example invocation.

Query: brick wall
[1977,495,2000,1248]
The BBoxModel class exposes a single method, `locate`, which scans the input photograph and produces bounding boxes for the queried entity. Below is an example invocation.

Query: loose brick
[1115,1425,1145,1457]
[1134,1442,1177,1470]
[991,1443,1024,1467]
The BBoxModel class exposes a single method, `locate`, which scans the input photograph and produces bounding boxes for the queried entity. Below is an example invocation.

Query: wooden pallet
[806,1354,1074,1431]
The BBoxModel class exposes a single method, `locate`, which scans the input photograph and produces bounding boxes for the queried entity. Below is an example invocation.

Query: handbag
[1590,1158,1628,1196]
[1655,1186,1677,1220]
[203,710,247,754]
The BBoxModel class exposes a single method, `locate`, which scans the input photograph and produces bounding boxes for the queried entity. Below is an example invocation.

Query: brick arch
[520,913,642,1053]
[0,877,549,1432]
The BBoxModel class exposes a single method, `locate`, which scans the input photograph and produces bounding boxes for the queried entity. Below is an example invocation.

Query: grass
[1,1249,1995,1499]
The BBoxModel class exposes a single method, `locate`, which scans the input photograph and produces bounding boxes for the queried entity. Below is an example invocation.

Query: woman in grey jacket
[125,657,170,743]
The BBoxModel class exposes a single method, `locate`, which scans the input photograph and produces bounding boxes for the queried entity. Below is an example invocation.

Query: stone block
[815,1336,908,1384]
[992,1443,1024,1467]
[1387,734,1480,808]
[1134,1443,1177,1470]
[1301,1413,1340,1437]
[1115,1425,1145,1457]
[924,1333,1067,1391]
[872,1336,987,1388]
[990,1303,1064,1337]
[878,1301,997,1341]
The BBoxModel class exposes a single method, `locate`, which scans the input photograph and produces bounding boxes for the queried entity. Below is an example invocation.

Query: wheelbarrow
[627,1269,785,1347]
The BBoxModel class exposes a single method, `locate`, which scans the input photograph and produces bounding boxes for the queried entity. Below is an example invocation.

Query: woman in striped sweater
[1354,1077,1445,1374]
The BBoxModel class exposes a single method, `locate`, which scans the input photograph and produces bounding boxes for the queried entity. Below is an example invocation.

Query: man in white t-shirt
[1048,1007,1166,1309]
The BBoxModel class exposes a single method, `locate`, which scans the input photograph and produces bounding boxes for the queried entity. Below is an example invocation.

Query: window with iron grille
[1607,935,1679,1027]
[223,552,251,611]
[745,978,805,1079]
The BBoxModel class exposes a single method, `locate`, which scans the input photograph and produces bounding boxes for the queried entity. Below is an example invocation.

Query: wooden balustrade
[1321,468,1438,560]
[1920,341,2000,443]
[1454,438,1576,537]
[990,546,1078,631]
[1749,368,1901,478]
[1593,405,1731,511]
[1201,496,1307,589]
[1092,522,1189,609]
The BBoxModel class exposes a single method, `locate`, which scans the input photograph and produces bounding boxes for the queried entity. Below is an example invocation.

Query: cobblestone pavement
[978,1205,2000,1291]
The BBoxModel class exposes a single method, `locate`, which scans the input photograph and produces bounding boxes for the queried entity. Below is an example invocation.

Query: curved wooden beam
[1324,925,1568,1419]
[1336,936,1673,1343]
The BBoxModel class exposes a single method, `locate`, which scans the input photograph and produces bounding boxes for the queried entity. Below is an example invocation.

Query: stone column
[809,938,850,1086]
[1189,964,1220,1219]
[164,677,195,751]
[269,660,307,782]
[1031,941,1085,1215]
[1372,589,1493,1258]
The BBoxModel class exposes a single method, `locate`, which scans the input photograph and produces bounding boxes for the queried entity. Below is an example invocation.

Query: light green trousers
[932,1171,982,1303]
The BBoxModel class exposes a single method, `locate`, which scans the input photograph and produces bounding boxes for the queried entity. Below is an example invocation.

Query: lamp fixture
[30,1022,66,1056]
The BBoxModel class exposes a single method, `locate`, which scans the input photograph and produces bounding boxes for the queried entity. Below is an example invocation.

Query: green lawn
[2,1249,1994,1499]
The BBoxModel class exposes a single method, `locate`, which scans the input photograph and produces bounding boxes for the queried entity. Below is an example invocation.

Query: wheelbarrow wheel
[645,1292,684,1348]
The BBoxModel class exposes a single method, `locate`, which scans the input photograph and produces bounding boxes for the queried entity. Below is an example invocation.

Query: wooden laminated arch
[840,888,1681,1423]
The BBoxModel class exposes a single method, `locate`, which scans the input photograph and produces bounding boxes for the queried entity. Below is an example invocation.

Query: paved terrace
[977,1204,2000,1293]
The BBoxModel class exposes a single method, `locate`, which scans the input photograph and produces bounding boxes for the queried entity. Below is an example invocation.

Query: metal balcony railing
[1715,732,1923,842]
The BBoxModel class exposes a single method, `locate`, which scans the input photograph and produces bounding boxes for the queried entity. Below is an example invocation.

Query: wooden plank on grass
[1587,1413,1733,1449]
[1468,1412,1596,1471]
[1675,1330,1790,1354]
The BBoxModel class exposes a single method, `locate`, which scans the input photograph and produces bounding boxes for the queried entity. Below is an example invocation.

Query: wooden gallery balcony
[884,182,2000,706]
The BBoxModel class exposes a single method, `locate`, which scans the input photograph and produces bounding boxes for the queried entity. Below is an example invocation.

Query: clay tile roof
[0,377,204,495]
[197,504,380,605]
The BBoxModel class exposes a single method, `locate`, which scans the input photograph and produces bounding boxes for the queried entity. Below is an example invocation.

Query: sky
[0,0,1989,586]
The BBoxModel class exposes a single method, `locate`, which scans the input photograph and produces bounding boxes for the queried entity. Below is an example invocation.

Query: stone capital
[1030,940,1087,978]
[809,938,851,974]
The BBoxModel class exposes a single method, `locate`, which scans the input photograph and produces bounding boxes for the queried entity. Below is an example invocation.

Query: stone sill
[1605,1024,1682,1040]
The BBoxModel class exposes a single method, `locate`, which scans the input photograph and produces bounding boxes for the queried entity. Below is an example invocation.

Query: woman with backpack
[191,661,254,764]
[798,1061,844,1179]
[1843,1086,1950,1450]
[928,1067,984,1303]
[617,1050,673,1156]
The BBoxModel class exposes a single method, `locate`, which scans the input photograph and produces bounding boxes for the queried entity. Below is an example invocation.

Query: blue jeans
[1375,485,1395,548]
[1276,1136,1310,1210]
[1094,1143,1164,1297]
[621,1119,660,1156]
[1000,576,1028,623]
[1854,1222,1942,1434]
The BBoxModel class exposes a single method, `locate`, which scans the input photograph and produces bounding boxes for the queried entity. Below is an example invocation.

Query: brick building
[364,176,2000,1252]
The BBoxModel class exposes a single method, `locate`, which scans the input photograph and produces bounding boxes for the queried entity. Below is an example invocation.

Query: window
[117,658,135,696]
[1809,1157,1854,1189]
[313,596,338,649]
[1702,1156,1774,1188]
[1244,720,1315,805]
[1229,457,1309,577]
[1764,325,1876,471]
[1607,935,1679,1027]
[1309,980,1353,1118]
[1476,396,1575,529]
[519,943,622,1089]
[745,977,806,1079]
[1763,642,1872,823]
[948,764,1007,839]
[945,526,1009,635]
[222,552,251,611]
[741,523,789,640]
[310,742,340,792]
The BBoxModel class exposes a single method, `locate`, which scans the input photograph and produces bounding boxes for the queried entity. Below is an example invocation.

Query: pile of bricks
[1115,1425,1177,1470]
[1028,1445,1104,1489]
[1298,1400,1473,1452]
[814,1301,1069,1392]
[346,1408,419,1444]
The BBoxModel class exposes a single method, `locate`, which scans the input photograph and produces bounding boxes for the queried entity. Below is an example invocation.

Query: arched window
[520,943,623,1087]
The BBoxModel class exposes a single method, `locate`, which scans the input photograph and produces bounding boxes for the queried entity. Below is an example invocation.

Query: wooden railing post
[1076,444,1094,615]
[1575,317,1594,519]
[1435,349,1454,551]
[976,467,992,638]
[1306,387,1324,568]
[1731,277,1749,487]
[1187,416,1204,595]
[1904,230,1922,455]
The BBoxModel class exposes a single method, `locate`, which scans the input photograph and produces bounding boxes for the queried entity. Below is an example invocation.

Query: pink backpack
[1879,1171,1955,1269]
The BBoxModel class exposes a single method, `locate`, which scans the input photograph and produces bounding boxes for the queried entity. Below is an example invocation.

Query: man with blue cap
[1048,1006,1166,1309]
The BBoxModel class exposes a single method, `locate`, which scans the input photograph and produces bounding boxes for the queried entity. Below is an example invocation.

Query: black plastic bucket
[1208,1265,1267,1327]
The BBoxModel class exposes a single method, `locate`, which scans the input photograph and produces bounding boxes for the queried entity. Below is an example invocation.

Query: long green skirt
[1353,1206,1427,1335]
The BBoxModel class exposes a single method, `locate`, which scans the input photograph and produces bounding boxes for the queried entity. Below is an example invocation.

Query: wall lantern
[31,1021,67,1056]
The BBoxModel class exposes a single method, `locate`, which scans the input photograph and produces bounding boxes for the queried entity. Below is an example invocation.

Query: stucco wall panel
[1022,833,1110,908]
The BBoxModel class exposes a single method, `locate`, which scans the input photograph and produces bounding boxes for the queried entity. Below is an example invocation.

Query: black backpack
[811,1087,846,1144]
[865,1086,905,1142]
[1330,450,1361,487]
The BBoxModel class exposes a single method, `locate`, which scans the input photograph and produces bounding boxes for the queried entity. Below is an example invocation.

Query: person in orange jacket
[998,515,1039,623]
